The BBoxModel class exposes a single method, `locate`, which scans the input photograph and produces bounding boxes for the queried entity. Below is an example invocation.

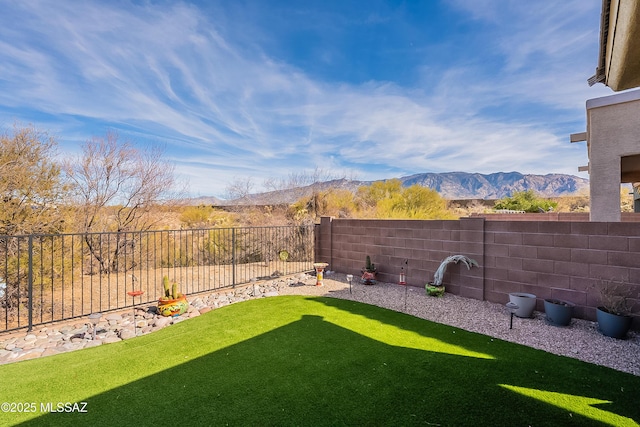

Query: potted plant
[508,292,537,318]
[595,280,635,339]
[544,298,574,327]
[361,255,377,285]
[426,255,478,297]
[158,276,189,317]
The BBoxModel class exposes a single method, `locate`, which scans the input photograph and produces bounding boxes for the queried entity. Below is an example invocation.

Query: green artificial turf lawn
[1,296,638,426]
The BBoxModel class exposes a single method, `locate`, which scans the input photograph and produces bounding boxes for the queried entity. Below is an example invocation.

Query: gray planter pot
[596,307,633,339]
[508,293,537,318]
[544,299,574,327]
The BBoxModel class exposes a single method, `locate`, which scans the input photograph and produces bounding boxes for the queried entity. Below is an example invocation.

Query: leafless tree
[64,131,181,273]
[263,167,338,192]
[224,176,255,205]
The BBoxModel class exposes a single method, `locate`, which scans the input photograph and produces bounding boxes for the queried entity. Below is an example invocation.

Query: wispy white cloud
[0,0,609,197]
[449,0,611,109]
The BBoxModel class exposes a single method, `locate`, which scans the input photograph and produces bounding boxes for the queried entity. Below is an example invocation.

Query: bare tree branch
[64,131,181,273]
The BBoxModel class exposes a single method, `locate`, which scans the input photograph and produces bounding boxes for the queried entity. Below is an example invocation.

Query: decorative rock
[13,338,30,348]
[70,327,88,335]
[41,348,61,358]
[21,341,37,350]
[34,338,49,347]
[0,279,294,365]
[154,317,171,328]
[61,342,83,352]
[119,330,136,340]
[17,350,43,361]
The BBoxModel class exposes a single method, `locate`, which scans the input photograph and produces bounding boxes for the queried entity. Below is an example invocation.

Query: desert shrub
[494,190,557,213]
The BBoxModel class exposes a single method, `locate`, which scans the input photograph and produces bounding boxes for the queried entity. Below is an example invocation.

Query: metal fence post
[27,235,33,332]
[232,228,236,287]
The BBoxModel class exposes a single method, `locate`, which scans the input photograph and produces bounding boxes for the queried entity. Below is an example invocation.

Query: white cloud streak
[0,0,611,196]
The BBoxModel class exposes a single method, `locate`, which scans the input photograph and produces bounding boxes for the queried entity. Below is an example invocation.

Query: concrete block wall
[316,217,640,326]
[470,212,640,222]
[315,217,484,300]
[471,212,591,221]
[482,220,640,321]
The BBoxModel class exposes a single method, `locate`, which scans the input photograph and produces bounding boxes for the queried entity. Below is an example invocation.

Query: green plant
[425,284,446,297]
[355,179,455,219]
[161,275,182,301]
[364,255,375,272]
[494,190,557,213]
[179,205,213,228]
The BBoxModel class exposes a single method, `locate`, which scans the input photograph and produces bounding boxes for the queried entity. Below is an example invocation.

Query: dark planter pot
[596,307,633,339]
[508,293,537,318]
[544,299,574,327]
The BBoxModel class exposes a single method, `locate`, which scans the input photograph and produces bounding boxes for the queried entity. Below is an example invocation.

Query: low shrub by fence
[0,225,315,332]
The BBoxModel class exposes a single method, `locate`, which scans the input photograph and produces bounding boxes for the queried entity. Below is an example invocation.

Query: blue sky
[0,0,615,198]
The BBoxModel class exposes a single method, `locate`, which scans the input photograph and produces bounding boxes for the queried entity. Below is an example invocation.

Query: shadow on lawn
[19,297,640,426]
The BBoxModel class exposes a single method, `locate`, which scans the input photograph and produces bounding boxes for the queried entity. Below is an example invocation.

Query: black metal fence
[0,225,315,333]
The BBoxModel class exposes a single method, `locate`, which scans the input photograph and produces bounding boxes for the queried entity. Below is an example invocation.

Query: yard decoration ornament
[426,255,479,297]
[158,276,189,317]
[361,255,377,285]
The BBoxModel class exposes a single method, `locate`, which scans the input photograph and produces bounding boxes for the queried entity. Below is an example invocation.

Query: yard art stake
[127,290,144,336]
[402,259,409,311]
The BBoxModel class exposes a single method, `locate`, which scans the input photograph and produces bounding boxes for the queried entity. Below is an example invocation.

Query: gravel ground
[280,273,640,377]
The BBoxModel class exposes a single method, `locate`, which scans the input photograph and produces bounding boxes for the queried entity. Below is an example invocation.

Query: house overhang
[588,0,640,91]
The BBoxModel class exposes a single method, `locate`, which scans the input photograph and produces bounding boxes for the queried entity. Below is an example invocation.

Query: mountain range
[189,172,589,205]
[399,171,588,199]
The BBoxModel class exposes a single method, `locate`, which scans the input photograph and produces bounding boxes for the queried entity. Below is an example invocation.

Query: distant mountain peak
[191,171,589,205]
[399,171,588,199]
